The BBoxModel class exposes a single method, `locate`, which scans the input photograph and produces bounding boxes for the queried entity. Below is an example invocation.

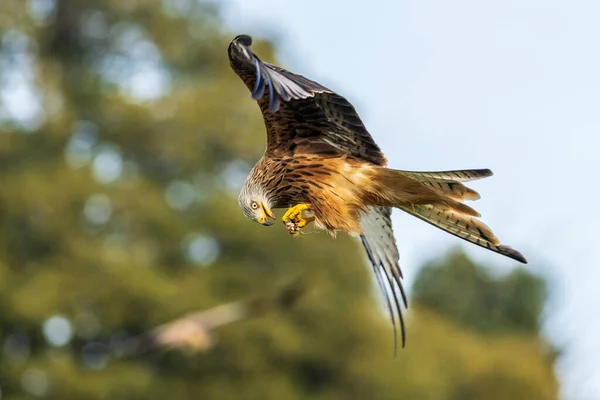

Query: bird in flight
[228,34,527,350]
[117,278,305,355]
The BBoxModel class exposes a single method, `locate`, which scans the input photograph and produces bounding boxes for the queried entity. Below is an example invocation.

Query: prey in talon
[229,34,527,350]
[285,221,300,236]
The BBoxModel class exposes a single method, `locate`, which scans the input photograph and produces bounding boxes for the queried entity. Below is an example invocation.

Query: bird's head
[238,184,276,227]
[228,34,255,70]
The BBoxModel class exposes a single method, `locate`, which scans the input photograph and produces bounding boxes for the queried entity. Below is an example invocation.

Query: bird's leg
[282,203,314,235]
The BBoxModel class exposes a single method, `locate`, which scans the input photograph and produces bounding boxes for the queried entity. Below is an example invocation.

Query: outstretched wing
[360,206,407,351]
[228,35,386,165]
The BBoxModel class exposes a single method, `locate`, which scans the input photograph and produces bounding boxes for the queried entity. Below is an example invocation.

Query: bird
[228,34,527,351]
[116,278,305,355]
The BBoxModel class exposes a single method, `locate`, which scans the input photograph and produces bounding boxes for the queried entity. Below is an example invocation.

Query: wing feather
[360,206,407,351]
[229,35,387,165]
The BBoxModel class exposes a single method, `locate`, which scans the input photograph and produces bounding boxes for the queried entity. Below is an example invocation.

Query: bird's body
[229,34,527,349]
[248,153,380,233]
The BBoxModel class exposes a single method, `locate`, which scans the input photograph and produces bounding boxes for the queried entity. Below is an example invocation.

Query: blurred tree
[412,249,547,335]
[0,1,557,399]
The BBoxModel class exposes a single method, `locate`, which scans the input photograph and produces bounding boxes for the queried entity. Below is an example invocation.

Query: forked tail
[374,168,527,263]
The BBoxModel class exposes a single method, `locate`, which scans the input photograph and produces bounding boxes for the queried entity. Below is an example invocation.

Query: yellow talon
[296,216,315,229]
[282,204,314,235]
[282,203,310,223]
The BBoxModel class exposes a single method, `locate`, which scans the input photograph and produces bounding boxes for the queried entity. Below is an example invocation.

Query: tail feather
[394,169,493,202]
[423,180,481,201]
[373,167,526,264]
[372,168,482,213]
[395,169,493,182]
[399,204,527,263]
[444,198,480,217]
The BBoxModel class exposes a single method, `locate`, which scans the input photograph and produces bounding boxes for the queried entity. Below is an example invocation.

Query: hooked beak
[257,203,275,226]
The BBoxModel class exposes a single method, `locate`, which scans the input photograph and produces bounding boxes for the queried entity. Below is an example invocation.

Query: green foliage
[412,249,547,335]
[0,1,557,399]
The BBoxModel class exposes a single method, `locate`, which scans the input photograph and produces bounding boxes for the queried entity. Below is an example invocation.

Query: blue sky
[223,1,600,398]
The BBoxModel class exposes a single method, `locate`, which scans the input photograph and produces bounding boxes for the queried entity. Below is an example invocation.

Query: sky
[222,1,600,399]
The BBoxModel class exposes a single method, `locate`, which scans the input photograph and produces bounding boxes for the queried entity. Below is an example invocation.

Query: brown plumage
[229,34,527,350]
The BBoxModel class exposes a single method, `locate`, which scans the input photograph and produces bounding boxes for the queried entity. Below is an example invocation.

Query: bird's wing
[360,206,407,351]
[118,301,249,355]
[229,35,386,165]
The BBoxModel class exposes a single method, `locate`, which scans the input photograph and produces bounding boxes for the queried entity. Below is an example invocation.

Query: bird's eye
[251,202,259,210]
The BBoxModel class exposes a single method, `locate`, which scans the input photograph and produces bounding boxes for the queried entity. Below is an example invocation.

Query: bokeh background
[0,0,596,399]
